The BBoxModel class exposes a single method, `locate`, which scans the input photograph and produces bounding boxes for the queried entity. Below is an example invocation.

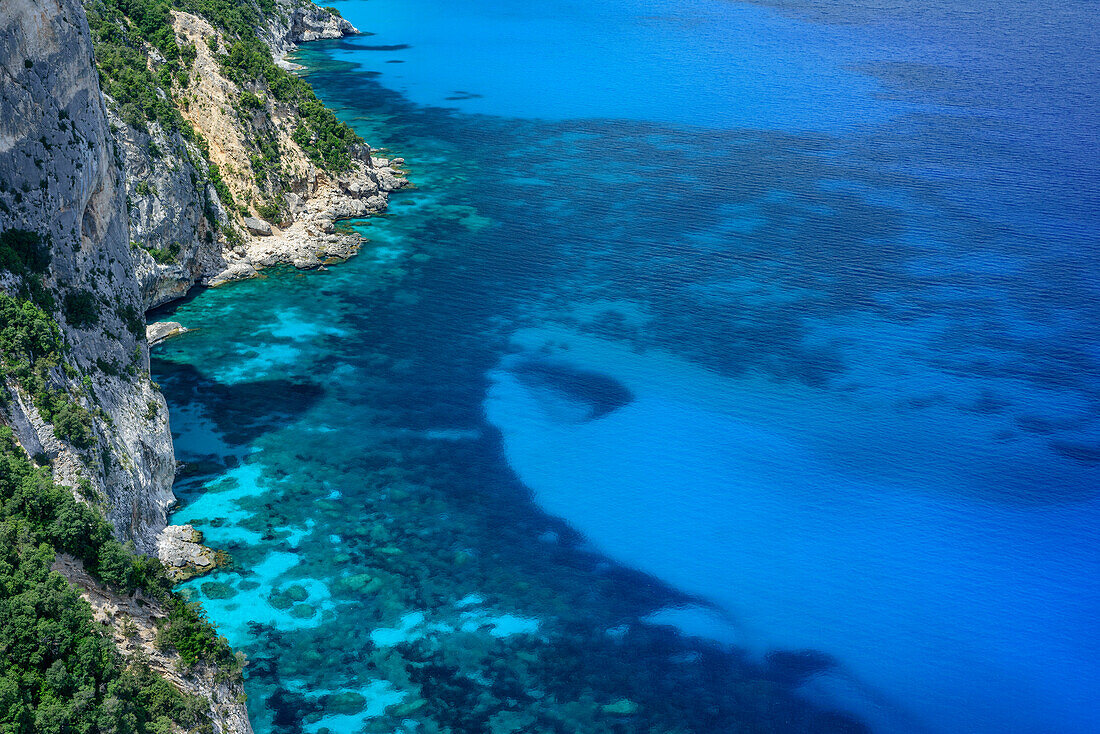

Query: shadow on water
[152,357,324,448]
[510,359,634,421]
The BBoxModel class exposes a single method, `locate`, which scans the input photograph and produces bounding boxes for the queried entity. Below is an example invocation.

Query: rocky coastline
[0,1,404,730]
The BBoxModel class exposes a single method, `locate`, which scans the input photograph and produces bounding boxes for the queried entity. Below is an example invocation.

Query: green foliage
[0,296,96,450]
[62,289,100,329]
[86,0,185,132]
[238,91,264,110]
[156,598,232,668]
[0,293,62,396]
[0,430,222,732]
[255,200,280,223]
[0,427,238,676]
[145,241,181,265]
[215,36,362,171]
[0,229,51,278]
[50,402,96,448]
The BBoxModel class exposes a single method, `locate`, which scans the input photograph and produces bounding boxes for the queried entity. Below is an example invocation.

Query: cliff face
[0,0,174,553]
[113,2,406,309]
[2,2,401,729]
[262,0,358,64]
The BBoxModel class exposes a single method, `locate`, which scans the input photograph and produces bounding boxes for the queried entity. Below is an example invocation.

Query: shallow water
[155,0,1100,732]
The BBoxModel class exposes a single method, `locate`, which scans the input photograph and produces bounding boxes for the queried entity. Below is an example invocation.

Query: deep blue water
[154,1,1100,732]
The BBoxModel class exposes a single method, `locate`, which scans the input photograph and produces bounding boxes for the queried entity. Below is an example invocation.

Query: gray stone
[0,0,175,556]
[243,216,273,236]
[147,321,186,347]
[207,262,258,286]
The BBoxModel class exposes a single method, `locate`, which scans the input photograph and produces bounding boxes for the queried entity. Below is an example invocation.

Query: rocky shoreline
[144,6,410,582]
[132,4,409,306]
[207,154,408,286]
[0,0,404,730]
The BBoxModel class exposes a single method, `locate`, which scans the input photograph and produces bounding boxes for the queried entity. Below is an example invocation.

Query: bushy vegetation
[89,0,361,172]
[145,241,181,265]
[50,400,97,448]
[0,292,64,398]
[0,228,55,310]
[86,0,185,133]
[0,428,238,732]
[217,34,361,171]
[63,288,101,329]
[0,229,51,279]
[0,293,103,449]
[0,427,162,593]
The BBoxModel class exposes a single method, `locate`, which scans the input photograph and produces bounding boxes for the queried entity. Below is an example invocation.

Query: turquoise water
[154,1,1100,732]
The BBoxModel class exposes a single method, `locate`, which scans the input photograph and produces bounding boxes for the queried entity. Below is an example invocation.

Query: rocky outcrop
[147,320,187,346]
[156,523,219,581]
[263,0,358,66]
[120,4,407,309]
[0,0,174,553]
[54,554,251,734]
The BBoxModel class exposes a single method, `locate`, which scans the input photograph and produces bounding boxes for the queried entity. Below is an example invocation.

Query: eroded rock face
[54,554,253,734]
[110,106,228,309]
[262,0,358,64]
[0,0,174,554]
[120,5,407,306]
[2,2,247,728]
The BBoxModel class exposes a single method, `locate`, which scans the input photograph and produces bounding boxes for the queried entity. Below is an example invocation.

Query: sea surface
[153,1,1100,732]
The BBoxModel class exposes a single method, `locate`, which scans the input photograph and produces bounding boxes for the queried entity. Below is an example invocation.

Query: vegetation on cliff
[0,427,238,733]
[0,230,97,449]
[86,0,362,229]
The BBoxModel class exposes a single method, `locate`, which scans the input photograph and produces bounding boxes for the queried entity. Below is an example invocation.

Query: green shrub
[0,229,50,277]
[62,289,100,329]
[120,303,147,337]
[255,200,280,222]
[239,91,264,109]
[51,401,95,448]
[0,293,62,394]
[146,241,181,264]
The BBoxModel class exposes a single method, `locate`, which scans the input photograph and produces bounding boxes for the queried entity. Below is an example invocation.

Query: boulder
[243,216,273,236]
[146,321,186,346]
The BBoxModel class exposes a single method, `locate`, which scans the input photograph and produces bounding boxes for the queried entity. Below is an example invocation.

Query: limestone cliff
[106,1,407,308]
[0,0,174,553]
[2,1,402,729]
[1,0,250,730]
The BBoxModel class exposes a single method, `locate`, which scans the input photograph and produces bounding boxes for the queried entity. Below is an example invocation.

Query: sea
[151,1,1100,732]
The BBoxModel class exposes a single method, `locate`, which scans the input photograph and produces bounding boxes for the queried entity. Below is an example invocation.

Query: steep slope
[2,1,398,730]
[88,0,407,308]
[0,0,174,553]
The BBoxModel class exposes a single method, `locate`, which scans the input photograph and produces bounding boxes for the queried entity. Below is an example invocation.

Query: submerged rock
[601,698,640,715]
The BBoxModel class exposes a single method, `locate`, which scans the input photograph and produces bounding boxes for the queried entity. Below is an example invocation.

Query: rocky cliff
[107,0,407,308]
[0,0,174,553]
[1,0,400,729]
[0,0,249,730]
